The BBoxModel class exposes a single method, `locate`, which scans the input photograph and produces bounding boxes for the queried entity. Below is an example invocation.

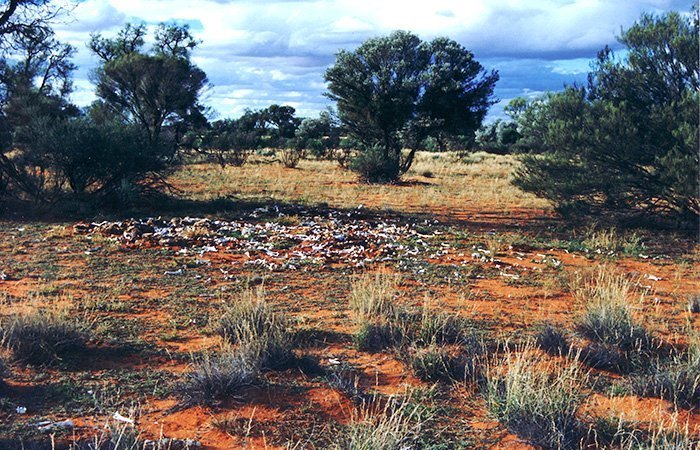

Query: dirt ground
[0,152,697,449]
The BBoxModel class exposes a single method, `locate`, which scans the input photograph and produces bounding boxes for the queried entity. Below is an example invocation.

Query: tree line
[0,1,696,227]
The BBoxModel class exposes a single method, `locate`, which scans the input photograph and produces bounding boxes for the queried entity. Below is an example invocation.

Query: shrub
[178,349,259,406]
[1,310,89,365]
[349,145,401,183]
[218,288,294,370]
[513,11,699,225]
[485,350,586,449]
[536,322,569,356]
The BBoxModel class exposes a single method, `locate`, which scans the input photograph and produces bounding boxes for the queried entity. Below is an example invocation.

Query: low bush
[1,310,89,365]
[279,148,302,168]
[485,350,586,449]
[349,145,401,183]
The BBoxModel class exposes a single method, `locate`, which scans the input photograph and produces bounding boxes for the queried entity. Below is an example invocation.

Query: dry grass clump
[177,347,259,406]
[574,268,654,371]
[485,348,587,449]
[218,287,294,370]
[580,226,644,256]
[1,309,89,366]
[349,271,398,324]
[333,395,424,450]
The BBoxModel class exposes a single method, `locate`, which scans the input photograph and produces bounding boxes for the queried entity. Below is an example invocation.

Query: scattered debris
[37,419,74,432]
[16,406,27,414]
[143,438,201,449]
[113,411,135,424]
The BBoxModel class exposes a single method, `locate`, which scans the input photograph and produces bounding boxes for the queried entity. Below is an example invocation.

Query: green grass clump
[535,322,569,356]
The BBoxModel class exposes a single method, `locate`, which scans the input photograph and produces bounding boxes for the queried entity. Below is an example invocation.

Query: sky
[52,0,691,122]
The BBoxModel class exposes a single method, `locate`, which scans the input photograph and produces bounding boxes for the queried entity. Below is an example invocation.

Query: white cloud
[50,0,690,119]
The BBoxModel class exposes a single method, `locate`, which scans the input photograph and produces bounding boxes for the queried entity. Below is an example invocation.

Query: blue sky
[54,0,692,122]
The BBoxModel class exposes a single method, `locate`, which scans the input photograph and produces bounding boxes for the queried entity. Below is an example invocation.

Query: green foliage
[475,119,521,154]
[325,30,498,182]
[294,110,340,158]
[514,10,699,224]
[90,23,208,146]
[24,117,173,196]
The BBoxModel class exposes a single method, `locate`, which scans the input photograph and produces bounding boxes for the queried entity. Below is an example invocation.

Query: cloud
[52,0,691,121]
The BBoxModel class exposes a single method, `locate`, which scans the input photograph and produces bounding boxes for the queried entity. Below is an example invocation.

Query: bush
[349,145,401,183]
[536,322,569,356]
[5,116,175,201]
[1,310,89,365]
[485,350,586,449]
[513,11,699,225]
[177,349,259,406]
[218,288,294,370]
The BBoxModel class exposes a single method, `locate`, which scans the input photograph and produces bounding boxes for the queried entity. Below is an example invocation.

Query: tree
[295,110,341,158]
[325,31,498,182]
[0,24,78,200]
[89,23,208,146]
[514,10,699,225]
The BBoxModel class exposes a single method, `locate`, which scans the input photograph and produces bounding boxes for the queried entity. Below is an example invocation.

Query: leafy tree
[89,23,208,146]
[294,110,340,158]
[185,118,259,167]
[514,10,699,225]
[0,24,78,200]
[325,31,498,181]
[475,119,520,154]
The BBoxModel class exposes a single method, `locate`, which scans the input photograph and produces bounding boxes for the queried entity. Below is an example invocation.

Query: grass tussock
[687,294,700,314]
[581,226,644,256]
[574,268,655,371]
[627,334,700,409]
[334,395,424,450]
[218,287,294,370]
[485,348,587,449]
[349,271,398,324]
[177,347,259,406]
[535,322,570,356]
[1,309,89,366]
